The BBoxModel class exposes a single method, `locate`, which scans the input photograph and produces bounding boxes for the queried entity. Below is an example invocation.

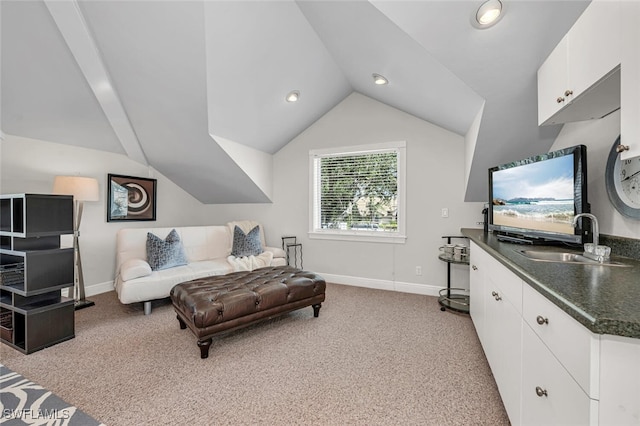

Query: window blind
[313,149,399,232]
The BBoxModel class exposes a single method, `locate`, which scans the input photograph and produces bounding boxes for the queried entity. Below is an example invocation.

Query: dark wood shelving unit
[0,194,75,354]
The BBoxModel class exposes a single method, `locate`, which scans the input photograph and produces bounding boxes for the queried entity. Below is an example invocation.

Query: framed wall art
[107,174,157,222]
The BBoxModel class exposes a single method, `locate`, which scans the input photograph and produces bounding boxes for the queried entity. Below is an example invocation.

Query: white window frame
[308,141,406,244]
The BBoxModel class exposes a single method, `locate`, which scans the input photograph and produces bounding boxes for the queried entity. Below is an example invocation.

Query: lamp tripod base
[74,299,95,310]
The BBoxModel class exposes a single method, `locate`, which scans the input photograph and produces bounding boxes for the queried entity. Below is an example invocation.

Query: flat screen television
[488,144,589,244]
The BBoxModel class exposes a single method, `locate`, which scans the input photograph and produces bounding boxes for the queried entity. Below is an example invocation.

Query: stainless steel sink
[516,250,630,267]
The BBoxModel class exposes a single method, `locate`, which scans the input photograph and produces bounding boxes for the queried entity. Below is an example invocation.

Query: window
[309,141,406,243]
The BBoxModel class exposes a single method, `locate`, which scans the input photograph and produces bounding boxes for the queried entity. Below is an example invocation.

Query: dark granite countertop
[461,228,640,339]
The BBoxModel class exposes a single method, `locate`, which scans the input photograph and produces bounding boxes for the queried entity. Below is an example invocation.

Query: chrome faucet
[572,213,599,247]
[572,213,610,262]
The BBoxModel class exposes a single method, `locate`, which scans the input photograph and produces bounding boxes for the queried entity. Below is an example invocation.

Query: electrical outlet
[415,266,422,276]
[441,208,449,218]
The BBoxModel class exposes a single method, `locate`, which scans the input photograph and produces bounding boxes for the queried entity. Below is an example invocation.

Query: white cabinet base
[469,242,640,426]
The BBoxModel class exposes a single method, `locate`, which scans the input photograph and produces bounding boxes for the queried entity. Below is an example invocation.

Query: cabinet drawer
[522,283,599,398]
[483,253,522,314]
[522,323,596,426]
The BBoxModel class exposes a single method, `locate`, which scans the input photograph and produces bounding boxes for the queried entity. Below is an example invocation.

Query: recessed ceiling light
[285,90,300,102]
[476,0,503,27]
[372,73,388,85]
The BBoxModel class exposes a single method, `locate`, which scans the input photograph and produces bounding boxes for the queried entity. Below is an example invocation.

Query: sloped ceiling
[0,0,589,203]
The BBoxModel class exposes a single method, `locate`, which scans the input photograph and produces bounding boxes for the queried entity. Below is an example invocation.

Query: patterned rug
[0,364,104,426]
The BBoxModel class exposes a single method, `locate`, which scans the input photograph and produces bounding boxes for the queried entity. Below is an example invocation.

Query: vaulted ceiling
[1,0,589,203]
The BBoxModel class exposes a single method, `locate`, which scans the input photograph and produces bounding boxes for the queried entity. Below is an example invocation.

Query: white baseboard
[86,280,115,296]
[394,281,442,297]
[62,281,114,298]
[62,276,442,300]
[317,272,442,297]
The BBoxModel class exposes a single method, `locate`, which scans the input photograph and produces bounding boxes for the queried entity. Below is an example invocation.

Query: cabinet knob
[535,386,548,397]
[616,144,630,153]
[472,265,478,271]
[564,89,573,97]
[491,291,498,297]
[556,96,565,103]
[536,315,549,325]
[491,291,502,301]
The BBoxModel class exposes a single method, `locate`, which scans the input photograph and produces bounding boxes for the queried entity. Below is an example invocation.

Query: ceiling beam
[43,0,147,165]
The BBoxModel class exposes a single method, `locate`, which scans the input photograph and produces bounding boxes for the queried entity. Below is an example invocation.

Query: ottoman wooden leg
[197,338,212,359]
[312,303,322,318]
[177,315,187,330]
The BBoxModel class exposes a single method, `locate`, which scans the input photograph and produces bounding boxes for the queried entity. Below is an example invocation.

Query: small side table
[438,235,470,313]
[281,236,303,269]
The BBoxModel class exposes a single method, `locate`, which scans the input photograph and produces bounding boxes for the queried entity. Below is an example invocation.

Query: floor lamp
[53,176,99,310]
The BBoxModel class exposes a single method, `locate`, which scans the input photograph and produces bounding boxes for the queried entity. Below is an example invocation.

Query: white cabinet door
[471,244,523,424]
[566,1,621,101]
[599,334,640,425]
[484,267,523,424]
[469,242,486,345]
[538,37,569,125]
[522,323,595,426]
[620,1,640,160]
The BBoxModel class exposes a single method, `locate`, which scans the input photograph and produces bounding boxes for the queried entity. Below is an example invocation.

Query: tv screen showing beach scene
[491,154,576,235]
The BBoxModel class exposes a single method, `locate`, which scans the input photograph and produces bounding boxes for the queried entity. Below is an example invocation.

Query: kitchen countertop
[461,228,640,339]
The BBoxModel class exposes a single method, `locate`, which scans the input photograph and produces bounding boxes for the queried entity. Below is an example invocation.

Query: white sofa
[114,221,287,314]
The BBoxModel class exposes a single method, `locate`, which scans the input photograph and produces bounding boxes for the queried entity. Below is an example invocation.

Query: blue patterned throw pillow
[146,229,188,271]
[231,225,263,257]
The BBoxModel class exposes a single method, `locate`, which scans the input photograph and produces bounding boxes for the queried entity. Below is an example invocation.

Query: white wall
[0,134,212,294]
[0,93,484,297]
[550,110,640,239]
[202,93,484,295]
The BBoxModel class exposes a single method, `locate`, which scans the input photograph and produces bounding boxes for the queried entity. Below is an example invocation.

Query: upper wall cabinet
[538,1,622,127]
[538,1,640,159]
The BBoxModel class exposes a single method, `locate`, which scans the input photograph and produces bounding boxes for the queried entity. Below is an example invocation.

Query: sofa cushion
[147,229,188,271]
[120,258,152,281]
[231,225,262,257]
[227,220,266,247]
[115,260,233,304]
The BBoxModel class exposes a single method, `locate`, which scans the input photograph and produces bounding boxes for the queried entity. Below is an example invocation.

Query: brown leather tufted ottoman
[170,266,326,358]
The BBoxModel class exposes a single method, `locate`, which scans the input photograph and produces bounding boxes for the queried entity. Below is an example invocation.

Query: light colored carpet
[1,283,509,425]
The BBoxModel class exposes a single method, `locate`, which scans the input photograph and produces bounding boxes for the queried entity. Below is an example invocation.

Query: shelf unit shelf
[0,194,75,354]
[438,236,470,314]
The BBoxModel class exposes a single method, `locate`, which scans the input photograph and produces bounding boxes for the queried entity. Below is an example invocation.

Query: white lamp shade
[53,176,99,202]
